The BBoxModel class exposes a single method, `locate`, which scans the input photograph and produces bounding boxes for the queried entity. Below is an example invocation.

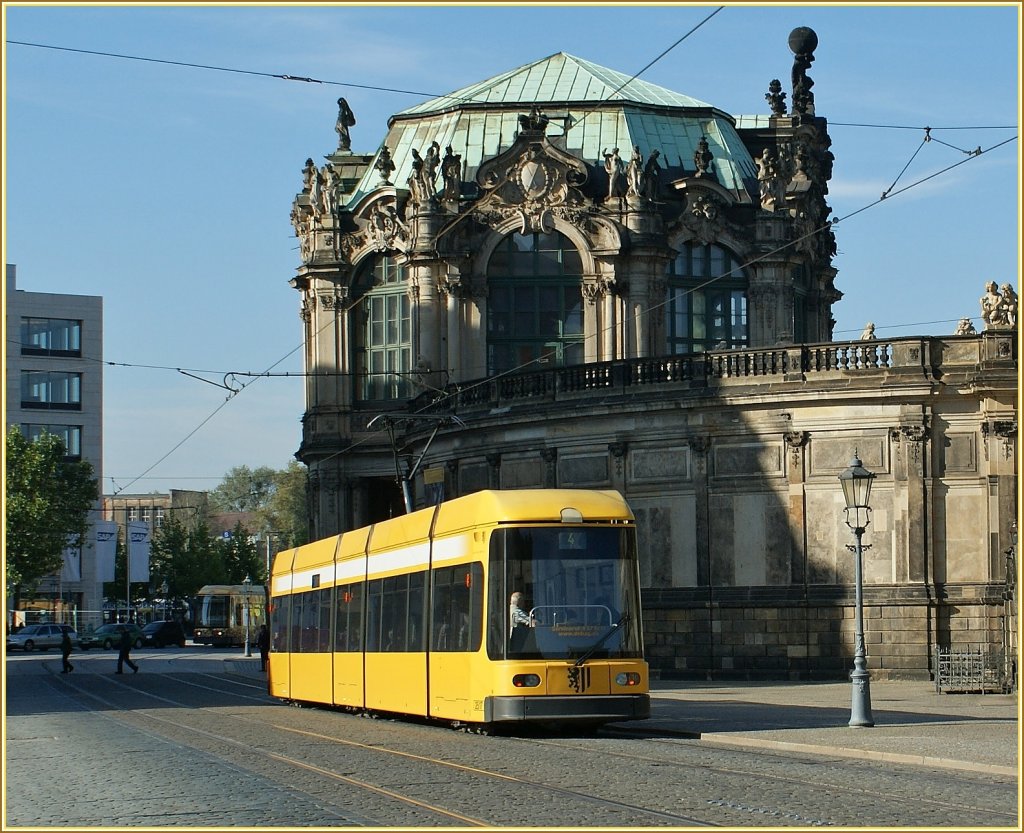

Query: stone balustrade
[412,334,1007,416]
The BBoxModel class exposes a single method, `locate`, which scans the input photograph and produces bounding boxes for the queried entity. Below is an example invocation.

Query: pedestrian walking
[256,624,270,672]
[116,627,139,674]
[60,630,74,674]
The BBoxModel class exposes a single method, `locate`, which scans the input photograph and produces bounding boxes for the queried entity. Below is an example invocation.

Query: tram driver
[509,590,536,651]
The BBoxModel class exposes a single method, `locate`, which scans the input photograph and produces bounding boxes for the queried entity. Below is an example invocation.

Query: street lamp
[839,452,875,728]
[242,575,253,657]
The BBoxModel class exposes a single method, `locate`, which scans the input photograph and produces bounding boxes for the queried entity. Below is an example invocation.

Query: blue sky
[3,3,1019,496]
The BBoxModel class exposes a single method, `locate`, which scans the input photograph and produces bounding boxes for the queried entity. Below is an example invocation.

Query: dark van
[142,620,187,648]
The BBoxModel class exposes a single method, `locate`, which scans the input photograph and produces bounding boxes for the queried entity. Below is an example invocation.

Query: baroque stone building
[288,30,1018,681]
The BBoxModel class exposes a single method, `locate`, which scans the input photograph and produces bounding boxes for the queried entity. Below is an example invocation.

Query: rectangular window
[21,371,82,410]
[334,582,364,652]
[20,424,81,457]
[20,318,82,357]
[270,595,291,652]
[366,571,426,652]
[431,563,484,652]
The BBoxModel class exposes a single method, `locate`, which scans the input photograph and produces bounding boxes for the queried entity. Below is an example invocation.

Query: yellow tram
[267,489,650,729]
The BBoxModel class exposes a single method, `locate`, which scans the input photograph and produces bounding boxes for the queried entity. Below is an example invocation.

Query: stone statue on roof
[693,136,713,176]
[765,79,787,115]
[335,98,356,151]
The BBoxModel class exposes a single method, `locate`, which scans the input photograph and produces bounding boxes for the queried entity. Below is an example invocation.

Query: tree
[217,522,263,583]
[150,514,226,599]
[5,426,98,605]
[260,461,310,548]
[209,465,277,513]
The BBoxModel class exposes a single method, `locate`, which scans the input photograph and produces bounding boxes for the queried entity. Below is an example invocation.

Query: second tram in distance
[192,584,266,647]
[268,488,650,729]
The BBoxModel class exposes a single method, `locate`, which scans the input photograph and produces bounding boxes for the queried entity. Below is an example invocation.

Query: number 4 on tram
[267,489,650,729]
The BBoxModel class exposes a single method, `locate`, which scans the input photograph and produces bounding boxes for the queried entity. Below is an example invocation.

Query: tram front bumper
[485,694,650,724]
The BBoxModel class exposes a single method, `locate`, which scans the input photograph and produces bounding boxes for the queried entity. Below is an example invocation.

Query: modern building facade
[5,263,105,618]
[287,32,1018,681]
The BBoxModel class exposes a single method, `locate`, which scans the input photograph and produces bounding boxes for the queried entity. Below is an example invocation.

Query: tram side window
[334,582,364,652]
[431,563,483,652]
[270,595,290,652]
[292,588,333,652]
[317,587,333,651]
[289,593,305,652]
[366,571,427,652]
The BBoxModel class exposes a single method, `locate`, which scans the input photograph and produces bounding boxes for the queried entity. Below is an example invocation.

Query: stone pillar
[890,420,929,583]
[785,430,809,585]
[541,448,557,488]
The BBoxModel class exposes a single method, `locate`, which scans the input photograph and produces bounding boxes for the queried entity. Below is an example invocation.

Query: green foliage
[150,515,226,599]
[261,461,310,548]
[5,426,98,598]
[210,461,309,549]
[217,521,264,583]
[208,465,277,513]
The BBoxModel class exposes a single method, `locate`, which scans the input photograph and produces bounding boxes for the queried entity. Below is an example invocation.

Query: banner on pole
[61,542,82,583]
[128,521,151,583]
[95,520,119,583]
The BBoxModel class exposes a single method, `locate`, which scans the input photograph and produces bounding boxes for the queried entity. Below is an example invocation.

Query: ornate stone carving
[859,322,876,341]
[756,146,787,212]
[475,135,590,235]
[335,97,355,152]
[441,145,462,203]
[374,146,396,185]
[981,281,1018,329]
[693,136,714,176]
[367,200,409,252]
[765,78,787,115]
[954,317,977,335]
[784,430,807,468]
[540,448,557,463]
[687,436,710,454]
[680,192,724,245]
[789,26,818,116]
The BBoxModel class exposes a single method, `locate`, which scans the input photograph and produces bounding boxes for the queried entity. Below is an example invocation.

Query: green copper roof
[347,52,756,204]
[398,52,713,114]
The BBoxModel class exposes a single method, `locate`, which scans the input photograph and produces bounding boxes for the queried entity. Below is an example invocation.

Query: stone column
[785,430,809,585]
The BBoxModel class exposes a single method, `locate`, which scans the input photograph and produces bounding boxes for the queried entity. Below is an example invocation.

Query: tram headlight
[615,672,641,687]
[512,674,541,688]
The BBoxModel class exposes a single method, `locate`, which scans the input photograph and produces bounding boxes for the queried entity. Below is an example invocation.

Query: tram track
[52,671,717,827]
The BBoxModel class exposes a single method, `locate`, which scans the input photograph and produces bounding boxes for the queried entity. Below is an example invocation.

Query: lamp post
[839,452,875,728]
[243,575,253,657]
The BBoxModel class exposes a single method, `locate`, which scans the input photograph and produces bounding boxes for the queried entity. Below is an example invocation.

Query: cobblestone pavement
[4,648,1018,828]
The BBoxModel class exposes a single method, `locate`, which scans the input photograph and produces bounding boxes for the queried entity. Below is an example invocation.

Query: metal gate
[934,645,1012,693]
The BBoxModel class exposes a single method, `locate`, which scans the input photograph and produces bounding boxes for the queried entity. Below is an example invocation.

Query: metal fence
[934,645,1013,694]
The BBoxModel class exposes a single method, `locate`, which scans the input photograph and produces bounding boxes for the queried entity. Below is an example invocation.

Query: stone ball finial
[789,26,818,55]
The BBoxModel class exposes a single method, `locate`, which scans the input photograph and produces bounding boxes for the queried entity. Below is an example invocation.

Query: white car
[6,623,78,652]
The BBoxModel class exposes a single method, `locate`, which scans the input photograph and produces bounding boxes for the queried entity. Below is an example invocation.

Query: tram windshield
[488,526,643,661]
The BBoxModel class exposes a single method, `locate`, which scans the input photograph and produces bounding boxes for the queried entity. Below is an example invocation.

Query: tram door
[363,570,429,716]
[428,560,483,722]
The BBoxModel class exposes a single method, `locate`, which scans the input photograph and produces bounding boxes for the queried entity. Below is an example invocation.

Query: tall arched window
[666,242,748,353]
[486,231,584,375]
[352,253,411,401]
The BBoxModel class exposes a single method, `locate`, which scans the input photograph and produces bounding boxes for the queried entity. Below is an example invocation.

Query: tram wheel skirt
[485,694,650,724]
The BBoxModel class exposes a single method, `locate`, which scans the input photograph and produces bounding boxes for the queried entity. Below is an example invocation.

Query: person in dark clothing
[116,627,139,674]
[60,630,74,674]
[256,624,270,672]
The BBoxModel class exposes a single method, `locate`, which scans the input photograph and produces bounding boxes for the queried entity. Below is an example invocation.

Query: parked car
[6,623,77,652]
[142,620,187,648]
[78,623,144,651]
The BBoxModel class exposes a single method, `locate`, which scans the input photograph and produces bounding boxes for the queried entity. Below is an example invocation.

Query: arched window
[486,231,584,374]
[665,242,748,353]
[352,253,411,401]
